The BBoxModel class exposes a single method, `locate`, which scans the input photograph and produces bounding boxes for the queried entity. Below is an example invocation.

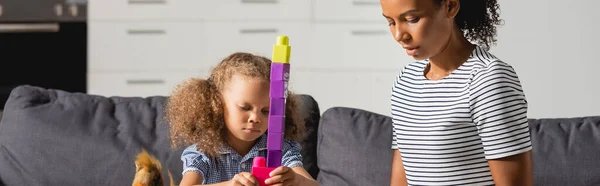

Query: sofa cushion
[528,116,600,186]
[296,95,321,179]
[0,85,320,185]
[316,107,393,186]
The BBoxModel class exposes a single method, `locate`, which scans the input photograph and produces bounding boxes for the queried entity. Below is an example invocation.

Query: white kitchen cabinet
[88,21,209,72]
[201,21,312,68]
[87,71,206,97]
[309,23,412,70]
[314,0,385,21]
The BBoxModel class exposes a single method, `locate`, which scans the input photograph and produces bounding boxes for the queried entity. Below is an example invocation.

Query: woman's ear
[446,0,460,19]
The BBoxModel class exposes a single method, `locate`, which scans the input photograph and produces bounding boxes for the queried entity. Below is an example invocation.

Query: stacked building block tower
[252,35,291,186]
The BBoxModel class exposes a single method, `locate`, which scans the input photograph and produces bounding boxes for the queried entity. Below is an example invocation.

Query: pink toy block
[267,132,284,151]
[269,80,286,98]
[269,98,286,116]
[252,157,275,186]
[268,115,285,133]
[270,63,290,81]
[267,150,283,167]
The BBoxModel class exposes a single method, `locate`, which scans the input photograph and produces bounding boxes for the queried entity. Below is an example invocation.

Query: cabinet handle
[128,0,166,4]
[241,0,278,4]
[126,79,165,85]
[239,28,278,34]
[127,29,166,35]
[352,0,379,6]
[0,23,59,33]
[351,30,387,36]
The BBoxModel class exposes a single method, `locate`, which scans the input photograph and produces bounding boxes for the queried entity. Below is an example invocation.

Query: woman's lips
[405,46,419,56]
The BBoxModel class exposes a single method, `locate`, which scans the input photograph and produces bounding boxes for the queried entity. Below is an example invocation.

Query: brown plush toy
[132,149,175,186]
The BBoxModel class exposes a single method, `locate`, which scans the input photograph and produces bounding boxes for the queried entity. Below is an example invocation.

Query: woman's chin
[411,54,428,61]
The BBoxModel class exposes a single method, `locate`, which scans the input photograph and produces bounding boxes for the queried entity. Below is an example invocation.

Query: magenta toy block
[269,98,286,116]
[267,150,283,167]
[267,132,284,151]
[252,157,275,186]
[269,80,287,98]
[268,115,285,133]
[271,63,290,81]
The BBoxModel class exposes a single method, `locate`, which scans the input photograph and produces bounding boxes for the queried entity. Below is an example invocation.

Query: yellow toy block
[272,36,291,64]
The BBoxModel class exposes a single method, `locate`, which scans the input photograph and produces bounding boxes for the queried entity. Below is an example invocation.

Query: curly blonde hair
[165,52,306,158]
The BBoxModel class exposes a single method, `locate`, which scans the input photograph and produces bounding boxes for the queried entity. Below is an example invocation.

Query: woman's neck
[426,26,475,79]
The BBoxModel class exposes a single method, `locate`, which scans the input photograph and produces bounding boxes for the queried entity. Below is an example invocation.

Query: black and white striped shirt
[391,46,532,186]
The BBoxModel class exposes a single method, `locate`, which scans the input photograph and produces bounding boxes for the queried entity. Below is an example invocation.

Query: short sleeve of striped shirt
[391,66,406,150]
[281,140,304,168]
[469,61,533,160]
[181,145,211,179]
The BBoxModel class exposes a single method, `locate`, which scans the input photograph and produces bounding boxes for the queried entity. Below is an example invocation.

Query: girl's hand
[264,166,299,186]
[230,172,258,186]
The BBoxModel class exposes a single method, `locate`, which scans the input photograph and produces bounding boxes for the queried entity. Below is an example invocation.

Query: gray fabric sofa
[1,85,599,186]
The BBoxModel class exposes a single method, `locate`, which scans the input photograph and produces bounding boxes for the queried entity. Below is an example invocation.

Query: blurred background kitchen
[0,0,598,118]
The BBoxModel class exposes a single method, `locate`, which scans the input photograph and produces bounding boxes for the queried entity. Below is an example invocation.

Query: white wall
[88,0,599,119]
[490,0,600,118]
[298,0,600,119]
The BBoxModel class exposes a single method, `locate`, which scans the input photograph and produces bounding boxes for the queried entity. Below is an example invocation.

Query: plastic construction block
[267,132,284,151]
[269,98,286,116]
[272,36,291,64]
[268,115,285,133]
[270,80,287,99]
[252,157,275,186]
[271,63,290,81]
[267,150,283,167]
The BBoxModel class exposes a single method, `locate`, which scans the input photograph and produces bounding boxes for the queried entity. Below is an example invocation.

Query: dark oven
[0,0,87,109]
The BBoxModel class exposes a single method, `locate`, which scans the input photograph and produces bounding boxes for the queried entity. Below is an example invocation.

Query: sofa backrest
[317,107,393,186]
[0,85,320,186]
[528,116,600,186]
[317,106,600,186]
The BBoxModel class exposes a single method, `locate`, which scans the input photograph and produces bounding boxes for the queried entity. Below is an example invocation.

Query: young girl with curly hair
[381,0,533,185]
[165,52,318,186]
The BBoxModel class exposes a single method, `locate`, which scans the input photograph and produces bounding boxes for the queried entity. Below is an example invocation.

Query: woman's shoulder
[397,60,427,78]
[467,46,516,73]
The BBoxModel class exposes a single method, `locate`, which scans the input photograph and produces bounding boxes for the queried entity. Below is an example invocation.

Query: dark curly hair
[435,0,502,50]
[165,52,306,158]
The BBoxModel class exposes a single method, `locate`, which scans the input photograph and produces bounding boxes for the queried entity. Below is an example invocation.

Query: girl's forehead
[223,75,269,94]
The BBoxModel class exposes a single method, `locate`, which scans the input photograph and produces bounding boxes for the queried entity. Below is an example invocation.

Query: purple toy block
[267,132,284,151]
[268,115,285,133]
[270,80,287,98]
[269,98,286,116]
[267,150,283,167]
[271,63,290,81]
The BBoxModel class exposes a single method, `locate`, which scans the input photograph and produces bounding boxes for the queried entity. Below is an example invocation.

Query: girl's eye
[240,105,251,111]
[407,17,420,23]
[261,109,270,114]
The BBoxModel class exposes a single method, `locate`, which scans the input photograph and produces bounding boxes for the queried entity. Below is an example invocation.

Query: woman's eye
[388,21,395,26]
[407,17,420,23]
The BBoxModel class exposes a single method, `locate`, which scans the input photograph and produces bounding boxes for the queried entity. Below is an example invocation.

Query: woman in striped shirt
[381,0,533,185]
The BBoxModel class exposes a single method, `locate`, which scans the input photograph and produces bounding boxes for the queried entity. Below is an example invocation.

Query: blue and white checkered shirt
[181,134,304,184]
